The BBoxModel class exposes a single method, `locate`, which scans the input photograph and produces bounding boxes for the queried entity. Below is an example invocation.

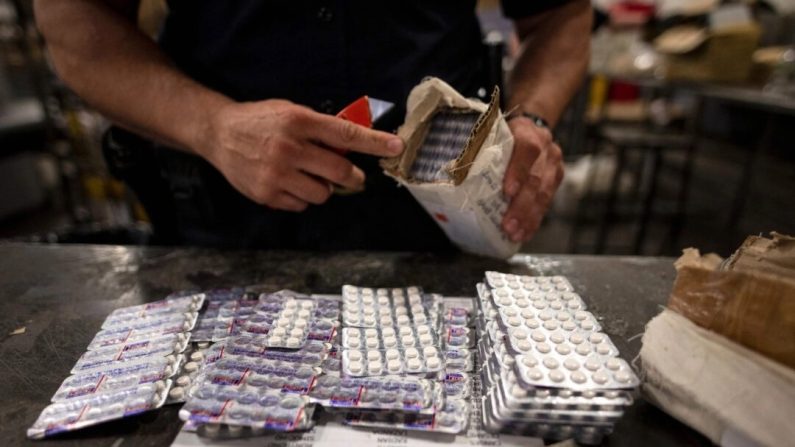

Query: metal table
[0,243,709,446]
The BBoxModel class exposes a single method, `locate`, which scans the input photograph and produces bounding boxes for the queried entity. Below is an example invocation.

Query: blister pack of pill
[307,374,439,413]
[87,313,198,350]
[475,272,640,445]
[72,335,190,373]
[343,397,470,434]
[341,286,434,327]
[52,357,180,402]
[179,386,315,432]
[28,381,171,439]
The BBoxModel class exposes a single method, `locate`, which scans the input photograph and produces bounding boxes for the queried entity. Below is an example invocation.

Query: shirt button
[320,99,335,114]
[317,7,333,22]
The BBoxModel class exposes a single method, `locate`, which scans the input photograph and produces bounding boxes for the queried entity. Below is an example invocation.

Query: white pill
[349,360,363,374]
[585,359,601,371]
[569,333,585,345]
[426,357,441,369]
[414,314,427,324]
[290,328,304,337]
[498,297,513,306]
[386,349,400,360]
[294,319,308,329]
[511,385,527,398]
[364,328,377,337]
[347,338,360,348]
[378,307,391,316]
[348,351,362,361]
[503,307,518,317]
[363,316,375,325]
[397,315,410,325]
[395,306,407,316]
[387,360,401,372]
[362,296,374,305]
[592,371,609,385]
[496,289,509,297]
[376,288,388,295]
[298,309,311,319]
[520,309,535,319]
[571,371,587,384]
[516,340,532,352]
[405,348,419,359]
[539,310,554,321]
[507,281,520,289]
[561,321,577,331]
[597,343,612,355]
[564,359,580,371]
[400,335,414,345]
[531,330,546,342]
[176,375,192,387]
[589,333,605,344]
[533,300,548,310]
[278,319,291,328]
[382,327,395,336]
[543,320,559,331]
[556,311,571,322]
[549,370,565,382]
[507,316,522,327]
[184,361,199,373]
[286,337,301,348]
[515,299,530,308]
[574,311,589,321]
[416,325,430,335]
[407,358,422,369]
[606,358,622,371]
[522,356,538,367]
[568,301,582,310]
[368,361,382,373]
[366,338,379,349]
[615,370,632,383]
[526,368,544,381]
[383,336,397,348]
[411,304,424,314]
[576,344,592,356]
[549,333,565,344]
[423,346,438,357]
[536,342,551,354]
[367,350,381,360]
[378,296,389,305]
[399,326,412,336]
[189,351,204,362]
[556,344,572,355]
[379,316,393,326]
[543,357,559,369]
[511,329,528,340]
[418,333,433,345]
[525,318,540,329]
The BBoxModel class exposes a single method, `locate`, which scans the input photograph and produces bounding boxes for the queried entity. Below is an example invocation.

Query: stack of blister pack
[336,286,474,434]
[476,271,640,445]
[177,290,340,437]
[26,293,205,439]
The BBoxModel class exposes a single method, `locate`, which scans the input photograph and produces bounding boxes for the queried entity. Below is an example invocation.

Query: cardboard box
[381,78,519,259]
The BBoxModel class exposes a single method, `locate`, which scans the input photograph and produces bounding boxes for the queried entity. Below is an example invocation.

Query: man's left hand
[501,118,564,243]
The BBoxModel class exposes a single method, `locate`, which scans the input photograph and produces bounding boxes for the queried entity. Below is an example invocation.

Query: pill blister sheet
[341,286,434,327]
[341,345,444,377]
[87,315,198,350]
[263,299,316,348]
[341,325,439,351]
[307,374,437,413]
[105,294,205,322]
[28,381,171,439]
[179,385,314,432]
[72,335,190,373]
[343,398,469,434]
[203,337,331,368]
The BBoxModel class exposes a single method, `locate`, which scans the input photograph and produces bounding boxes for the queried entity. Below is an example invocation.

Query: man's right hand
[200,99,405,212]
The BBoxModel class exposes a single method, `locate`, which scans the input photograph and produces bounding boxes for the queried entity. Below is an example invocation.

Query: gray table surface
[0,243,710,446]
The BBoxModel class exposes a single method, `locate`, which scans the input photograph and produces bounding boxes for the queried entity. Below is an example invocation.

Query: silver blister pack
[51,358,179,402]
[308,374,437,413]
[203,336,331,367]
[341,345,444,377]
[263,299,316,348]
[105,294,205,321]
[88,315,197,350]
[343,397,469,434]
[443,347,475,372]
[341,286,433,327]
[28,381,171,439]
[442,371,472,400]
[72,334,190,373]
[180,386,314,432]
[341,325,439,351]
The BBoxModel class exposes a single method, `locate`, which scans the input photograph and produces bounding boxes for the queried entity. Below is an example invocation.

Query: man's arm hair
[507,0,592,128]
[34,0,231,156]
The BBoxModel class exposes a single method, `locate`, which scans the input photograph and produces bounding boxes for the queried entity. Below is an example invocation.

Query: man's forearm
[507,0,592,128]
[34,0,231,157]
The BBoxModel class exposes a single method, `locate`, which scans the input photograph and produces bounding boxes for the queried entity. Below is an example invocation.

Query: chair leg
[594,145,626,254]
[633,147,662,255]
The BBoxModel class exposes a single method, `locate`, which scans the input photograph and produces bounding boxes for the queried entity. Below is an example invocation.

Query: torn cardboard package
[381,77,519,259]
[641,232,795,447]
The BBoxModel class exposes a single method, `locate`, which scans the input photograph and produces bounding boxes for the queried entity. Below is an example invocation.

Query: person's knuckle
[337,120,360,144]
[328,159,354,184]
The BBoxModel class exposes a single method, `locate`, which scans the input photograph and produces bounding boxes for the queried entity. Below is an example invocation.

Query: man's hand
[200,99,404,212]
[501,118,564,242]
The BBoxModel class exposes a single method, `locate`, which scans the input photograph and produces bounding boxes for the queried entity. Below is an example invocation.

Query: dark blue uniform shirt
[117,0,570,250]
